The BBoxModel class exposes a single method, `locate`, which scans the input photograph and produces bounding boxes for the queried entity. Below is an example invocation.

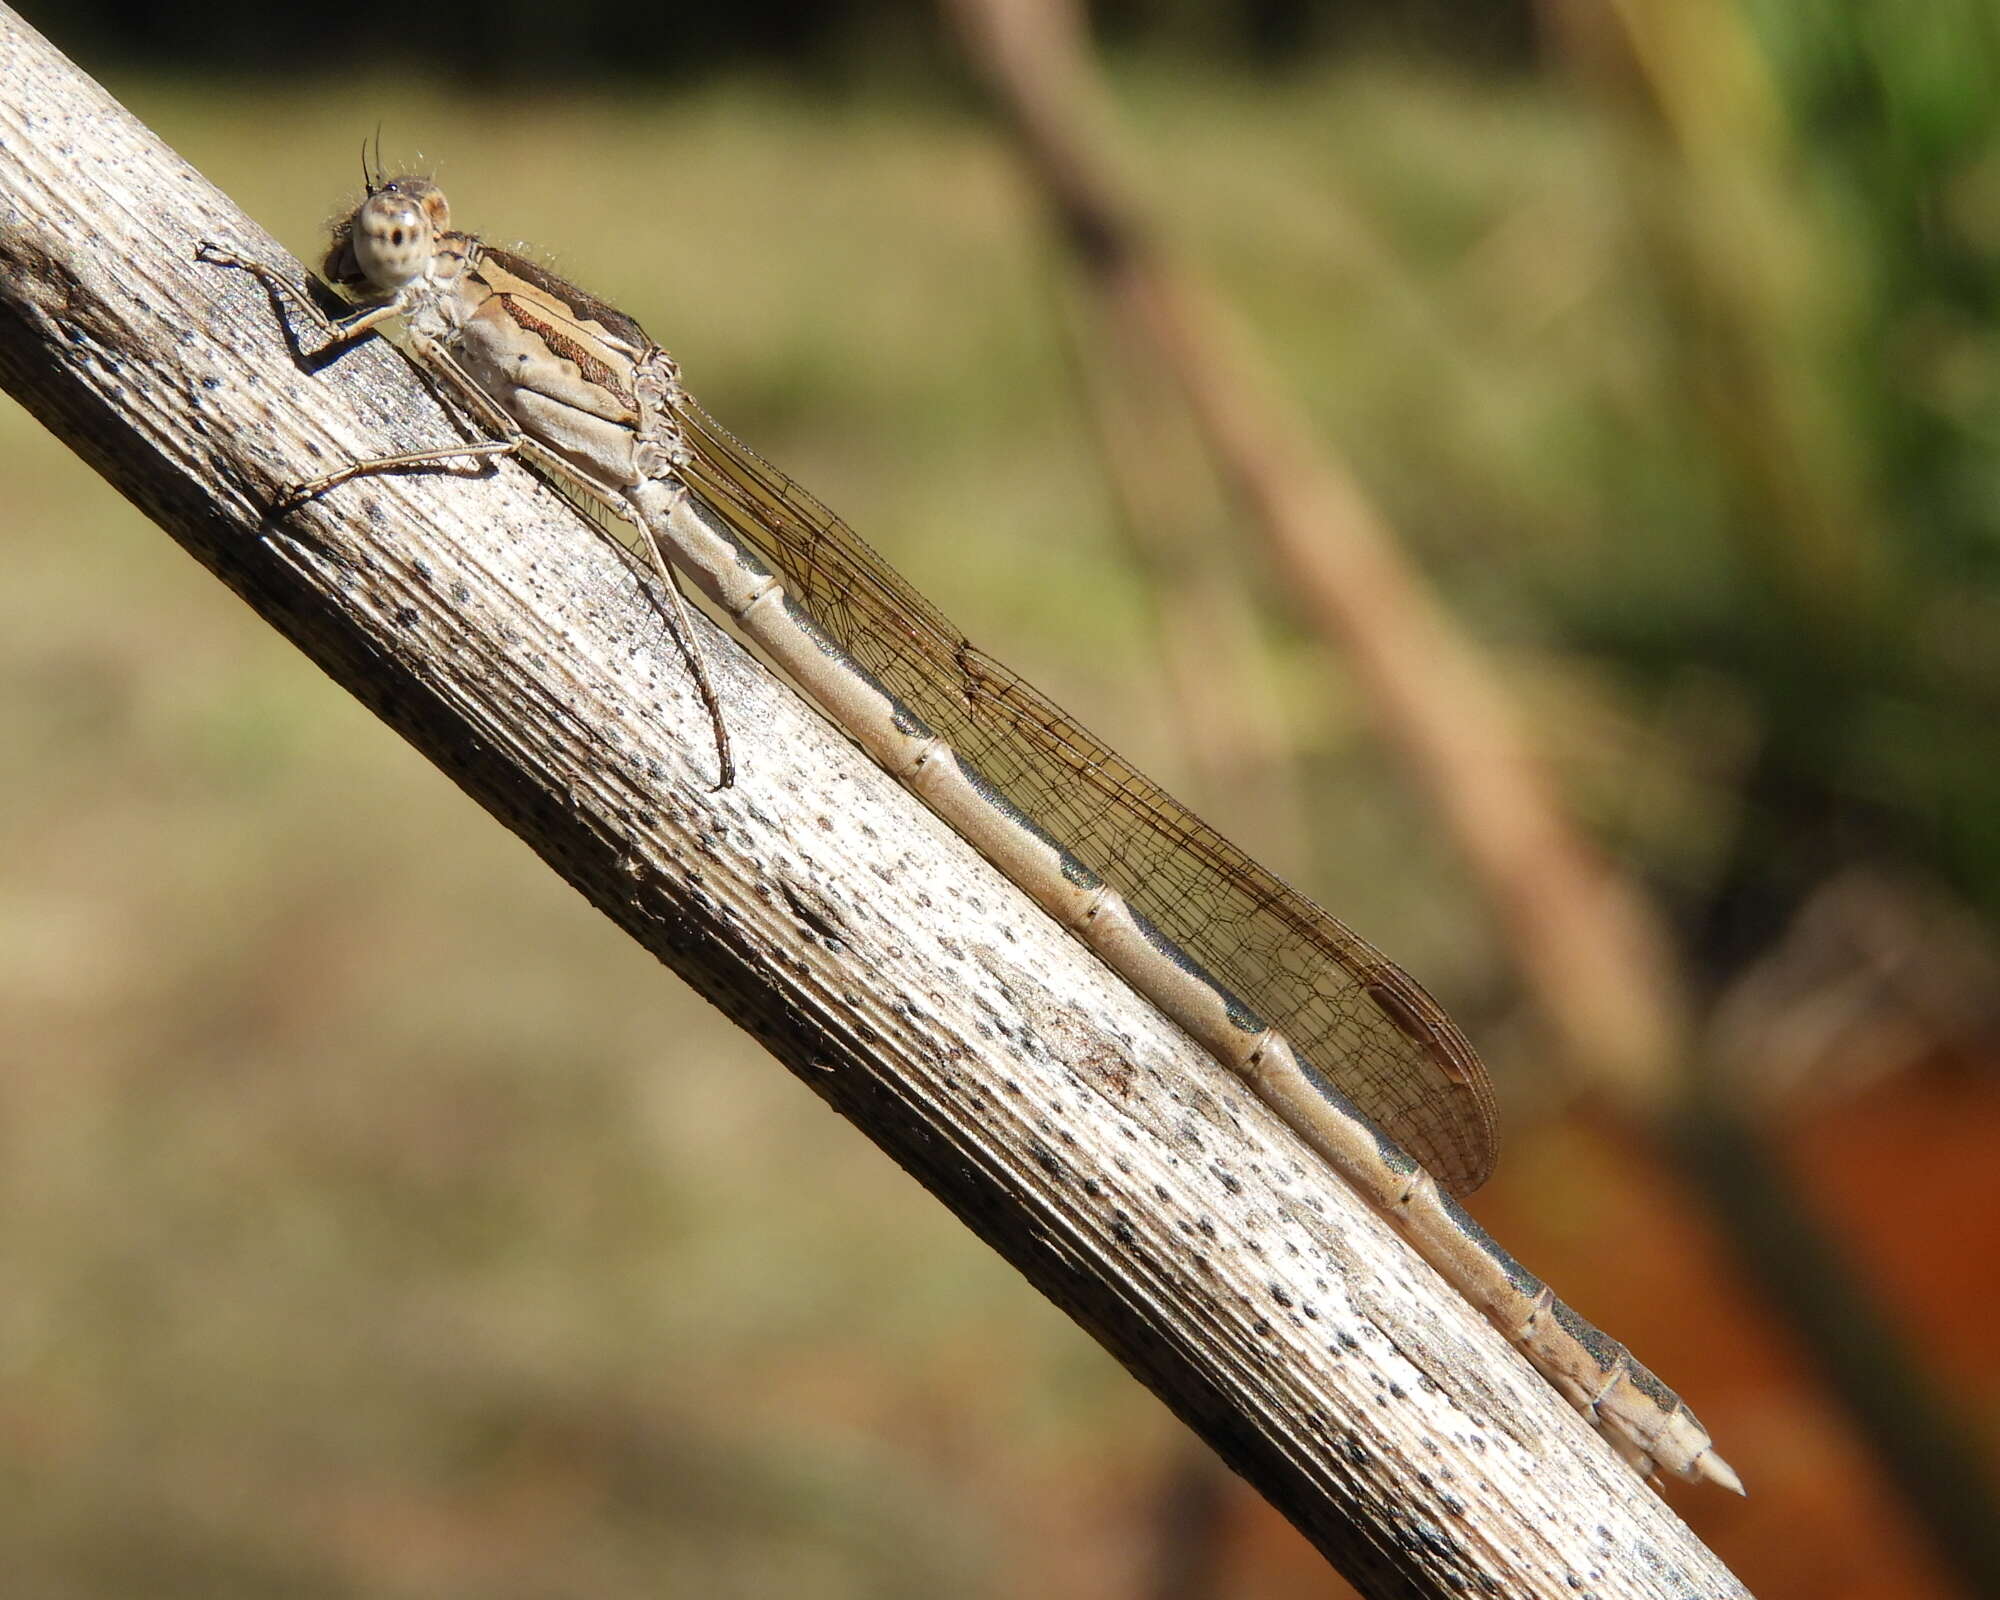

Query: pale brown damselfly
[196,167,1740,1494]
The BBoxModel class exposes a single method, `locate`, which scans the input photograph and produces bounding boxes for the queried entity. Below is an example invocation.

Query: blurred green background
[4,3,1998,1597]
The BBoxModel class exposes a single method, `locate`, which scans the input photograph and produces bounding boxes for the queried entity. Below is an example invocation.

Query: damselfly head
[323,177,450,298]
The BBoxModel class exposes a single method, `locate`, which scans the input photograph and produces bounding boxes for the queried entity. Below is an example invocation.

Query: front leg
[197,244,523,510]
[195,241,398,369]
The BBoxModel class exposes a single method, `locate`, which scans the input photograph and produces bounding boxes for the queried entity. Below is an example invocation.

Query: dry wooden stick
[0,10,1747,1596]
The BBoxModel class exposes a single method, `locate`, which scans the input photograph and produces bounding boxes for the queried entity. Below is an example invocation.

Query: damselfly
[197,169,1739,1493]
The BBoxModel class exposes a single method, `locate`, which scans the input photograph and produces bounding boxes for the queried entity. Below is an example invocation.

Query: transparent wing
[675,398,1500,1194]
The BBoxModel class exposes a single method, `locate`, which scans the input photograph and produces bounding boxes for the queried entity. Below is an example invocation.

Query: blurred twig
[944,0,1691,1115]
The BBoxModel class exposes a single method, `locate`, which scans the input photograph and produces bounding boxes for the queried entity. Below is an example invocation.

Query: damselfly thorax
[259,174,736,778]
[324,176,692,500]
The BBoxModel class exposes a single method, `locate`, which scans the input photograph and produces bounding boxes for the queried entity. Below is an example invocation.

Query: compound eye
[351,194,431,291]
